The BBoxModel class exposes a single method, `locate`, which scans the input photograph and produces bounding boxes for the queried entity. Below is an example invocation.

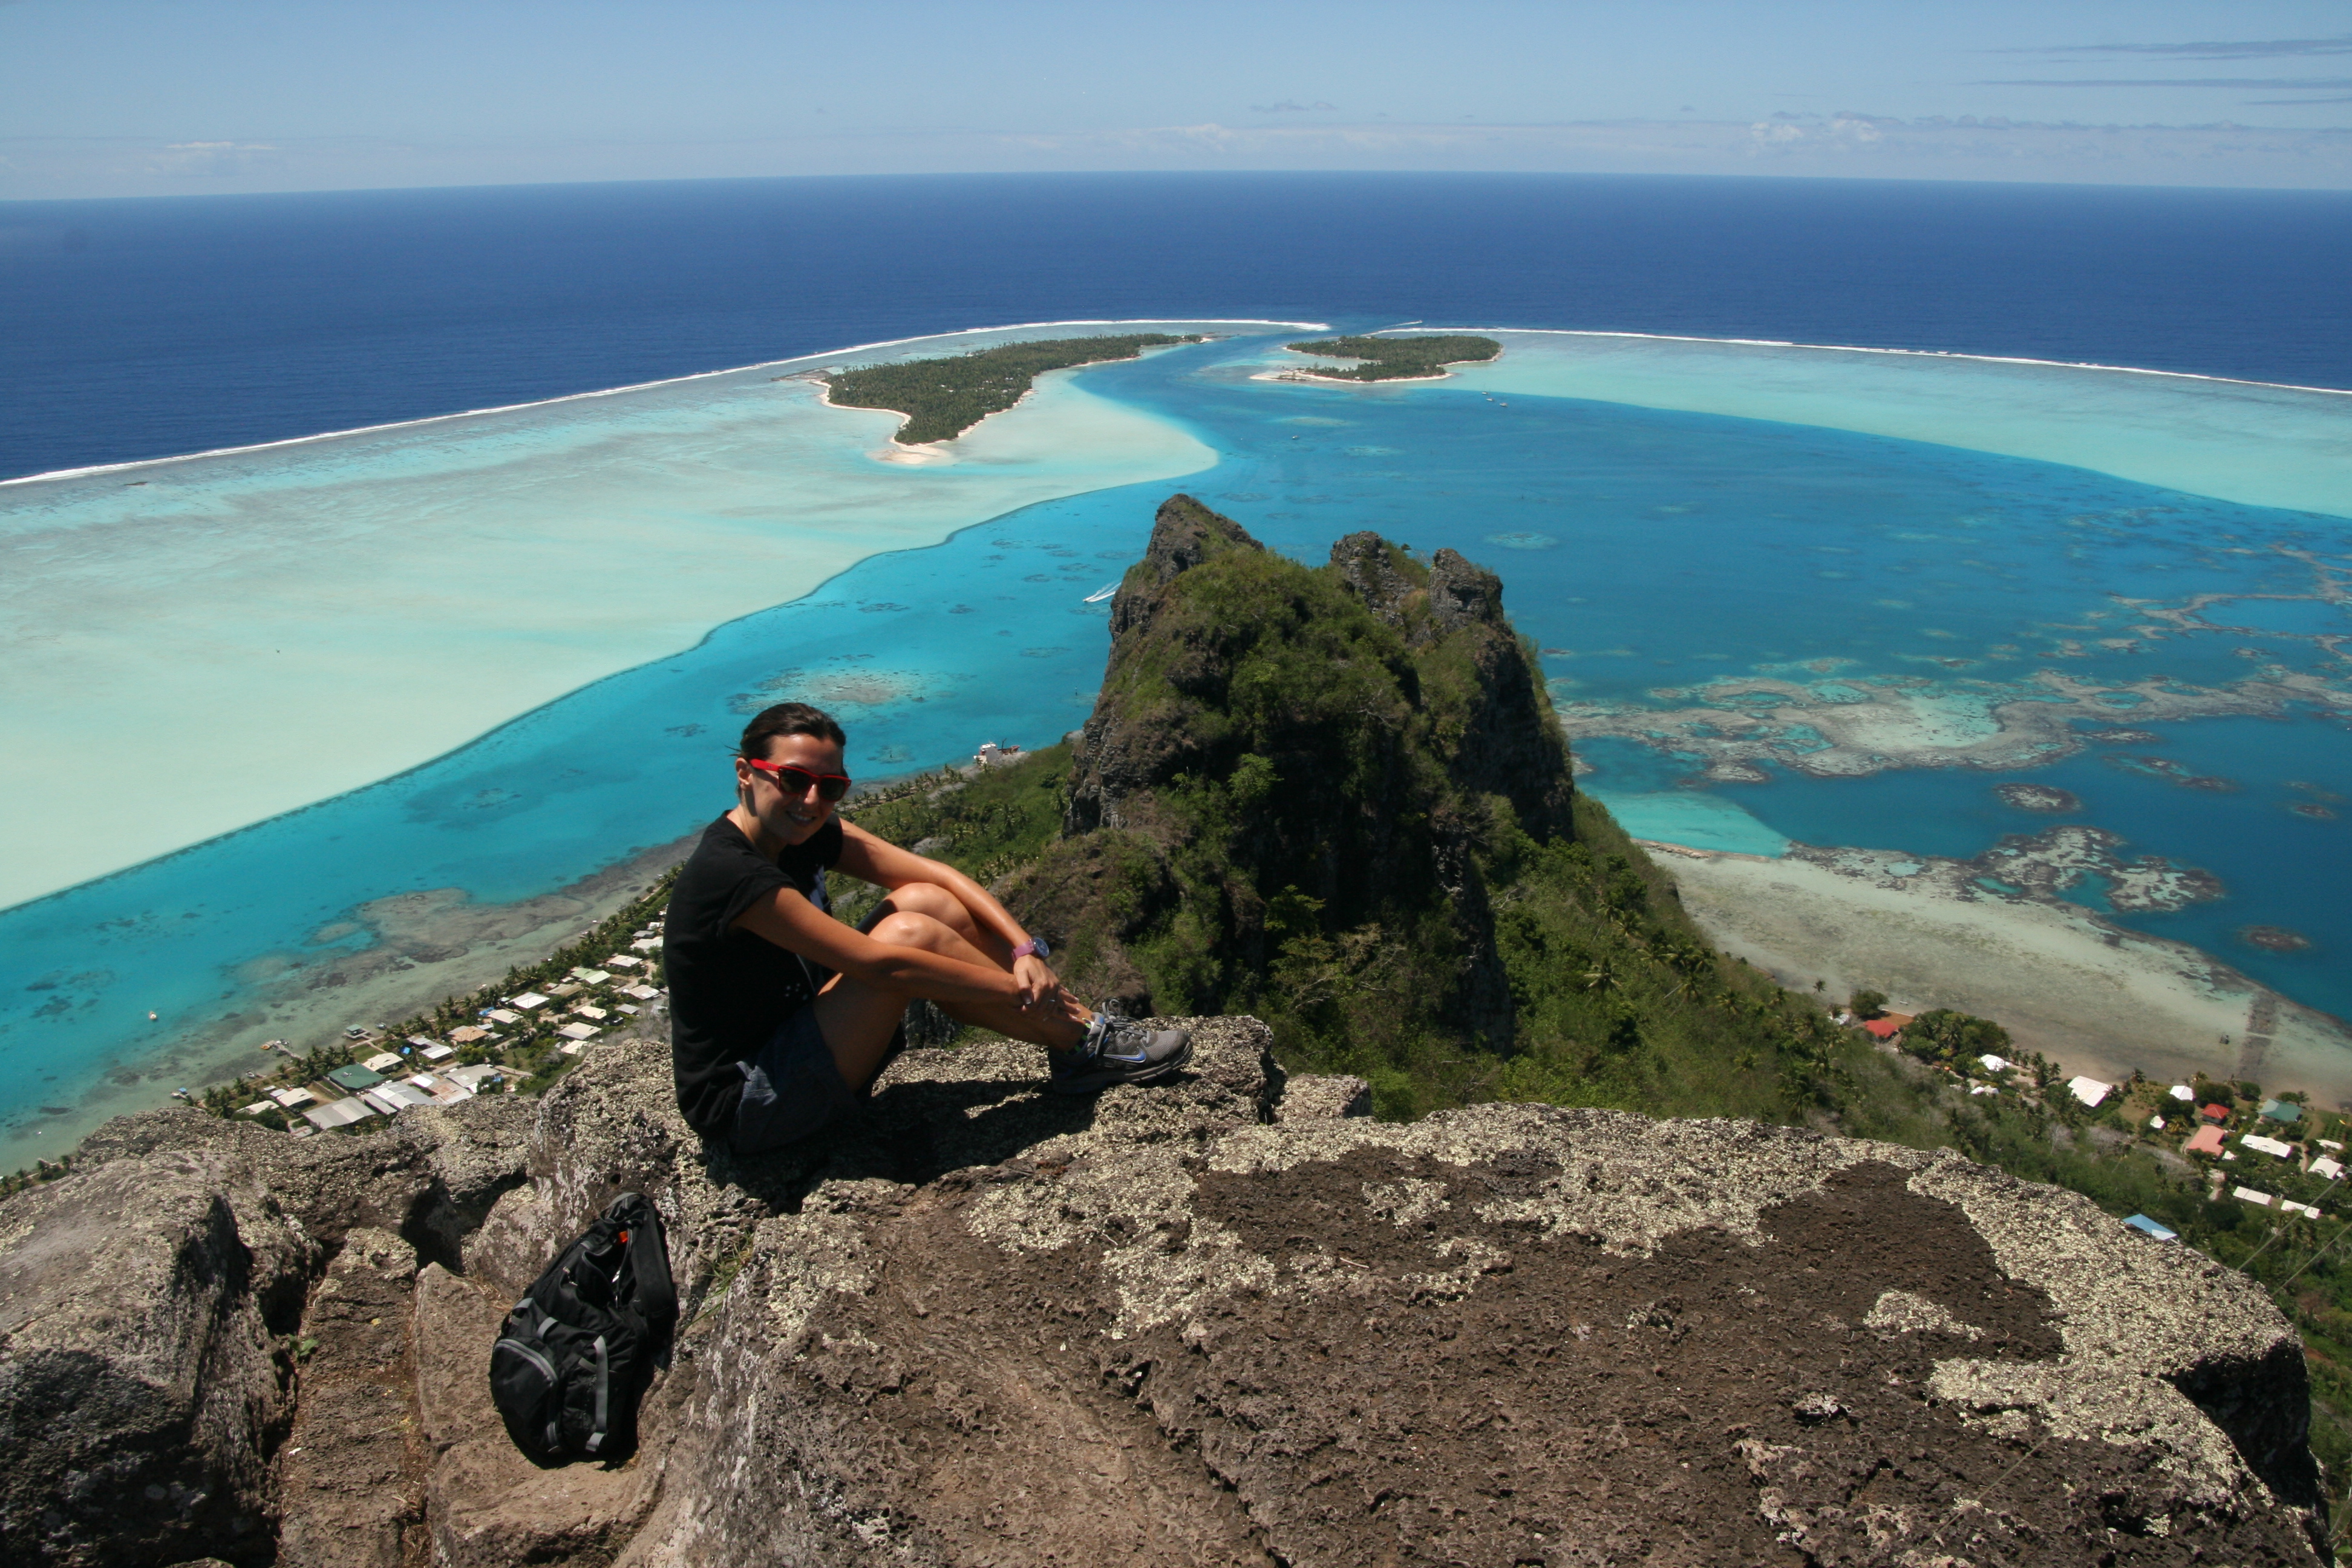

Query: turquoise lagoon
[2,328,2347,1155]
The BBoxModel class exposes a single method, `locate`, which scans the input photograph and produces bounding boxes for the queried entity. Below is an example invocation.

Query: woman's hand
[1012,952,1063,1010]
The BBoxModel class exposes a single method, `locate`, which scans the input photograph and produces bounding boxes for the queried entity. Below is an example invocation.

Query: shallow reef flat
[1560,667,2352,783]
[1436,328,2352,520]
[1656,837,2352,1100]
[0,325,1236,909]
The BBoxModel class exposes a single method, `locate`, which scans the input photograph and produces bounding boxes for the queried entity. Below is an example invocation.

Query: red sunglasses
[744,757,852,802]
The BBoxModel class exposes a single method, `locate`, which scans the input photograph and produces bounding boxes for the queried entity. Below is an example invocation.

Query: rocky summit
[0,1019,2329,1566]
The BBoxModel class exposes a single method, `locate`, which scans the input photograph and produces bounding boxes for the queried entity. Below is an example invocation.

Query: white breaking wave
[1,318,1328,488]
[1375,326,2352,399]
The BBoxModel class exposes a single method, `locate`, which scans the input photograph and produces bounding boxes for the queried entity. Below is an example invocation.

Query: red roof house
[2200,1103,2230,1124]
[1863,1018,1903,1040]
[2184,1125,2227,1157]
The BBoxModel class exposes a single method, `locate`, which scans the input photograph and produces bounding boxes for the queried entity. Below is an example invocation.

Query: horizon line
[10,164,2352,206]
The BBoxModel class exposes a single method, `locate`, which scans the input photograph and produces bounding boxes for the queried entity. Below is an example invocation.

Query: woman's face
[734,730,846,849]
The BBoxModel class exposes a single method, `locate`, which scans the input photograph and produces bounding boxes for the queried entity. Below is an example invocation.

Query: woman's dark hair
[739,702,846,759]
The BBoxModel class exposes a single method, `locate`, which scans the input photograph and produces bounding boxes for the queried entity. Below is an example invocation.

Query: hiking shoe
[1048,1013,1193,1096]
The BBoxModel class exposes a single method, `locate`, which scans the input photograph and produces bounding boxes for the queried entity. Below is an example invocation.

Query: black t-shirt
[664,813,844,1138]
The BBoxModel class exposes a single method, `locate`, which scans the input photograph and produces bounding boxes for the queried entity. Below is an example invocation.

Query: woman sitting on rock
[662,701,1191,1154]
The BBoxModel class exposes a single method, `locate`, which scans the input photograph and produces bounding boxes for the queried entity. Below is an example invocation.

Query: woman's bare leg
[813,908,1086,1090]
[858,880,1003,959]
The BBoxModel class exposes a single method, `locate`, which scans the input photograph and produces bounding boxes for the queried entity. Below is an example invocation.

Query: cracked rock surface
[1,1019,2328,1566]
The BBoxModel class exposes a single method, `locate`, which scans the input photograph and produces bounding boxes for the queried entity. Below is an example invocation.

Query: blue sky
[4,0,2350,197]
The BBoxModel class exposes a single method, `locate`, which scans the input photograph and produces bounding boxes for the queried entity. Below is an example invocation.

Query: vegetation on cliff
[1282,334,1501,380]
[822,333,1200,444]
[839,494,2352,1536]
[848,497,1875,1126]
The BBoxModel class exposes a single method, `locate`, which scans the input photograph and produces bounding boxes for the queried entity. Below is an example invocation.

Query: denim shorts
[729,1004,902,1156]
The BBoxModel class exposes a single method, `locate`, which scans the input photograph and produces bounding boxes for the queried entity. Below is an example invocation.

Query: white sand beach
[0,344,1218,910]
[1651,840,2352,1105]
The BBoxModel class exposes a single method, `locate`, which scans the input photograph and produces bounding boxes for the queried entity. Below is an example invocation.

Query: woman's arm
[730,883,1027,1010]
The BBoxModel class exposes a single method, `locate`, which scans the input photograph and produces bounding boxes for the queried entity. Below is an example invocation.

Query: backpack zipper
[493,1336,561,1389]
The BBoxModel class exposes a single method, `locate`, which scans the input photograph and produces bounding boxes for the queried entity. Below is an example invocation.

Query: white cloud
[4,113,2350,198]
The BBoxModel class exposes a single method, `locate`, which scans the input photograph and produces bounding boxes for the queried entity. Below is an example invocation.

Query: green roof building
[327,1063,387,1093]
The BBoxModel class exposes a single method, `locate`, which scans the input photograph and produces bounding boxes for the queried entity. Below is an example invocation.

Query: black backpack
[489,1191,678,1465]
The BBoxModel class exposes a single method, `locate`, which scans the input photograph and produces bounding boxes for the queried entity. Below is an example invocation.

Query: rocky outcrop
[3,1026,2327,1565]
[273,1228,428,1568]
[1328,529,1419,628]
[0,1096,532,1566]
[1041,497,1574,1046]
[1107,492,1266,642]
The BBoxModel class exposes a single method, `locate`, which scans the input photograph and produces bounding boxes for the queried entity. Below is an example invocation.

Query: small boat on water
[1083,583,1119,604]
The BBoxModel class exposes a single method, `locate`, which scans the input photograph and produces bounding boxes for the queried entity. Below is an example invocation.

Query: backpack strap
[624,1207,678,1333]
[583,1334,610,1454]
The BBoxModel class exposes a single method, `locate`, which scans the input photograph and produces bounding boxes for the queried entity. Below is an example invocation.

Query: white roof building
[269,1085,315,1108]
[572,968,612,985]
[363,1052,403,1073]
[2235,1186,2275,1206]
[443,1063,506,1092]
[557,1022,601,1041]
[606,954,644,969]
[360,1082,438,1115]
[2066,1076,2112,1108]
[483,1008,522,1025]
[2313,1157,2345,1180]
[510,993,549,1010]
[408,1073,472,1104]
[1978,1054,2010,1074]
[303,1096,377,1130]
[2242,1134,2296,1159]
[2169,1084,2196,1102]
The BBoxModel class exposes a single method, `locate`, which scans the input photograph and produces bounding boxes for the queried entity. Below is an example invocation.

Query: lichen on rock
[1,1019,2330,1566]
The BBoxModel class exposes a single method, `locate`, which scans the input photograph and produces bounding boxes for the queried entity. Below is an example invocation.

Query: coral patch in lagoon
[1995,782,2082,814]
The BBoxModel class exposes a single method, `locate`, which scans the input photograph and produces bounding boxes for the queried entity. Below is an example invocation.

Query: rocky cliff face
[1070,495,1572,844]
[0,1093,532,1566]
[1036,495,1573,1047]
[0,1024,2328,1566]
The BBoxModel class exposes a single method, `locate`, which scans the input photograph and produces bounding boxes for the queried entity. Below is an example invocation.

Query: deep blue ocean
[3,172,2350,1150]
[7,172,2352,481]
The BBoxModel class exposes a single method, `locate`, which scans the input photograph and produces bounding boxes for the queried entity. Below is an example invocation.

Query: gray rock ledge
[0,1021,2325,1566]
